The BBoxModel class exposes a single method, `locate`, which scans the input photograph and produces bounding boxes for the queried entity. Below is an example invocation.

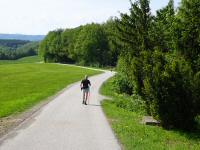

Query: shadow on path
[87,104,101,107]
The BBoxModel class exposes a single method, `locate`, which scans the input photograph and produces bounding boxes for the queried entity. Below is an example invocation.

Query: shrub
[114,93,145,115]
[113,74,133,95]
[143,53,199,130]
[192,71,200,114]
[116,53,144,96]
[114,54,133,95]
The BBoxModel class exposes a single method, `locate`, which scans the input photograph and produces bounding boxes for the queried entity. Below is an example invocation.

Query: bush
[114,55,133,95]
[143,53,199,130]
[114,93,145,115]
[192,71,200,114]
[116,50,200,130]
[113,74,133,95]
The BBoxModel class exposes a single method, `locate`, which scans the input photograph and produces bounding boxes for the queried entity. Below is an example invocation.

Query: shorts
[83,88,90,93]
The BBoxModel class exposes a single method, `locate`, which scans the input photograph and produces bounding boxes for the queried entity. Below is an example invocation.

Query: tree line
[39,0,200,130]
[39,22,119,67]
[0,40,39,60]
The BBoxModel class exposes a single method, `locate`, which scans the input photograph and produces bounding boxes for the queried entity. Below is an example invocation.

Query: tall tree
[116,0,153,56]
[115,0,153,96]
[74,23,110,66]
[103,18,121,66]
[176,0,200,72]
[152,0,175,52]
[39,29,70,62]
[61,27,82,62]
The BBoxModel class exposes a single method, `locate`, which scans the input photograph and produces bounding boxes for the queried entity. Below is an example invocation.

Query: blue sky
[0,0,181,35]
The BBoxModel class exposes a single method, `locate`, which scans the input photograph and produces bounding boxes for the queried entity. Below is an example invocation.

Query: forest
[39,21,119,67]
[0,39,39,60]
[39,0,200,130]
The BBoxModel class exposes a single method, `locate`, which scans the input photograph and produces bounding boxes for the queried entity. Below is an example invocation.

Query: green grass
[0,56,43,65]
[101,77,200,150]
[0,63,101,118]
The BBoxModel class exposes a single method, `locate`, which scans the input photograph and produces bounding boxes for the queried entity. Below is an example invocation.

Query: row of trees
[39,0,199,130]
[39,22,119,66]
[114,0,200,130]
[0,40,39,60]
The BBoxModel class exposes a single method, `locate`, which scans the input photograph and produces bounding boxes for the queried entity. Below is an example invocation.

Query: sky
[0,0,181,35]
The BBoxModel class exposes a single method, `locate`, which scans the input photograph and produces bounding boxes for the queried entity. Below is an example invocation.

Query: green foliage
[74,24,109,66]
[115,0,200,130]
[175,0,200,72]
[38,0,200,130]
[0,39,39,60]
[113,74,133,95]
[103,18,121,66]
[115,0,153,97]
[0,39,29,49]
[152,0,175,52]
[113,55,133,95]
[143,53,199,130]
[61,27,82,61]
[116,0,153,55]
[15,42,38,58]
[100,77,145,114]
[192,72,200,114]
[39,22,119,66]
[101,77,200,150]
[39,29,70,63]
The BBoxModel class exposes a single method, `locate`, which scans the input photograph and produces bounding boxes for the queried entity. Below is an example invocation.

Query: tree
[0,40,38,60]
[39,23,117,66]
[74,23,110,66]
[61,27,82,62]
[39,29,71,62]
[115,0,153,97]
[152,0,175,52]
[176,0,200,72]
[113,0,200,130]
[103,18,121,66]
[116,0,153,56]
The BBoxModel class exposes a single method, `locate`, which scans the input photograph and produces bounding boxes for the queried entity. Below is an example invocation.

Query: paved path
[0,71,121,150]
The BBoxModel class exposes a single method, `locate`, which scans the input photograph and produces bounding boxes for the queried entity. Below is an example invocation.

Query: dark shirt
[81,79,91,89]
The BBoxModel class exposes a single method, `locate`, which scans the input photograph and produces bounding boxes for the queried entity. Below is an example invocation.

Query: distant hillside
[0,34,45,41]
[0,39,30,49]
[0,39,39,60]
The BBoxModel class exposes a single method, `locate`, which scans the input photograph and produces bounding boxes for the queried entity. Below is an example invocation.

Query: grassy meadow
[100,77,200,150]
[0,63,101,118]
[0,56,42,65]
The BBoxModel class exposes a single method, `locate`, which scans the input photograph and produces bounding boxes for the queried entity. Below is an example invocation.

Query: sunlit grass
[0,63,101,117]
[0,56,42,65]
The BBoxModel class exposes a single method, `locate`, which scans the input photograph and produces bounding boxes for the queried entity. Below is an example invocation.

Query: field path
[0,69,121,150]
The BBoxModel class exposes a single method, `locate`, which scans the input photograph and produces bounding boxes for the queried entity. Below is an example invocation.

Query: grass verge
[0,63,101,118]
[100,77,200,150]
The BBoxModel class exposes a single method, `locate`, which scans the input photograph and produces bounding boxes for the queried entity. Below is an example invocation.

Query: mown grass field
[0,63,101,118]
[100,77,200,150]
[0,56,42,65]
